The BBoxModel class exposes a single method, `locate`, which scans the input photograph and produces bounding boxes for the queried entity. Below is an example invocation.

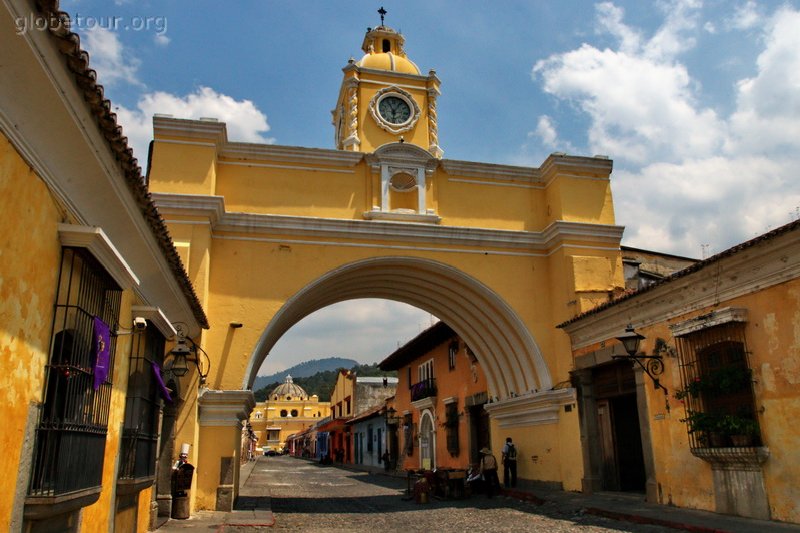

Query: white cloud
[531,2,800,257]
[261,300,437,375]
[728,7,800,154]
[726,1,763,30]
[534,115,558,147]
[117,86,274,163]
[154,34,170,46]
[81,26,142,87]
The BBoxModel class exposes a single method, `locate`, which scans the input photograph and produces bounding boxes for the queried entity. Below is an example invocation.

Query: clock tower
[332,21,443,158]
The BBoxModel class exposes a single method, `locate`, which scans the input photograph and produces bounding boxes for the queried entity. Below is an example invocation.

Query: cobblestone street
[255,456,673,533]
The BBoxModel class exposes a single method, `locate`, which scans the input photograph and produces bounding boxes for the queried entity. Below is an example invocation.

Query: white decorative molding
[441,159,540,183]
[151,193,624,254]
[153,116,228,145]
[356,67,428,82]
[368,86,422,135]
[130,305,178,338]
[483,388,575,428]
[58,224,140,290]
[198,390,256,427]
[150,193,225,225]
[411,397,436,411]
[442,396,458,405]
[362,210,442,224]
[670,307,748,337]
[221,143,363,168]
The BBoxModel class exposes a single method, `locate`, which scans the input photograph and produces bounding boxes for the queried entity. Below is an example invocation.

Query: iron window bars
[118,325,165,482]
[675,322,761,451]
[28,248,122,497]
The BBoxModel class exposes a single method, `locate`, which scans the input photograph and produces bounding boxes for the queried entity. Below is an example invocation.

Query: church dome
[357,25,420,75]
[270,375,307,400]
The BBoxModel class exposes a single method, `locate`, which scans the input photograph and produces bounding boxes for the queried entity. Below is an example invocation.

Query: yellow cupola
[332,10,443,158]
[357,25,420,75]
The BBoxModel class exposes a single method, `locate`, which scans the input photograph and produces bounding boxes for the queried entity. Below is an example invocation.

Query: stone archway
[243,256,552,401]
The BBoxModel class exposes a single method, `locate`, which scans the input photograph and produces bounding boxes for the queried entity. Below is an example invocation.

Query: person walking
[502,437,517,488]
[479,447,499,498]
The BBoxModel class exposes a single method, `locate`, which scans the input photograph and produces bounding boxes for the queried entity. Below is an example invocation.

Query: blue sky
[60,1,800,375]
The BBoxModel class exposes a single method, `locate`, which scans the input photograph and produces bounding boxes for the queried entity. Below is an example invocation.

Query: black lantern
[167,338,209,384]
[617,324,645,357]
[613,324,666,393]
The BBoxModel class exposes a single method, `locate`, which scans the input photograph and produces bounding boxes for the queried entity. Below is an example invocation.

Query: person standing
[479,447,499,498]
[502,437,517,488]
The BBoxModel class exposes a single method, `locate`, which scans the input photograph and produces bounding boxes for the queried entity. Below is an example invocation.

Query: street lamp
[613,324,666,393]
[166,337,210,384]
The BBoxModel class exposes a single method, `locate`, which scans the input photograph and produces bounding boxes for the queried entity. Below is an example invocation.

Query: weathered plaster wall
[0,133,61,532]
[597,277,800,522]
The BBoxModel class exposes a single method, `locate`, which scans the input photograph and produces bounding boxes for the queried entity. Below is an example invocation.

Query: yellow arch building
[149,23,624,510]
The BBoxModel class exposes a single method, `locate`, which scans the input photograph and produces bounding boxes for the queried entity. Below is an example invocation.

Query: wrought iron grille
[118,326,165,481]
[410,377,437,402]
[29,248,121,497]
[675,322,761,451]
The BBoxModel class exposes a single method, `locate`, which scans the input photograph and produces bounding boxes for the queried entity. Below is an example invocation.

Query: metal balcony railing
[410,377,437,402]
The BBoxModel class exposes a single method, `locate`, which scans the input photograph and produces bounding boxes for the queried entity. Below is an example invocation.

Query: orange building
[380,322,489,472]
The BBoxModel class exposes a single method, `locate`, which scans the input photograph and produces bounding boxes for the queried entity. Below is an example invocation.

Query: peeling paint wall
[0,132,62,532]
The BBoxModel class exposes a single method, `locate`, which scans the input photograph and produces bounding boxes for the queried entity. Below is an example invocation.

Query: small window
[448,341,458,370]
[675,323,761,450]
[29,247,122,497]
[291,409,298,417]
[280,410,288,417]
[118,323,166,482]
[382,39,391,53]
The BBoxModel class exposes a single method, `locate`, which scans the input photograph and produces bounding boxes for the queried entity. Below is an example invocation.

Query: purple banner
[151,361,173,403]
[92,316,111,390]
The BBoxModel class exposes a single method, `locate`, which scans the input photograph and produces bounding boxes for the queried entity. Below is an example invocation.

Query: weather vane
[378,6,387,26]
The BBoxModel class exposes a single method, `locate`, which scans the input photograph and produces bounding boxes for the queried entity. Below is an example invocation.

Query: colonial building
[319,369,397,463]
[559,220,800,523]
[0,1,210,531]
[380,322,490,473]
[249,375,330,453]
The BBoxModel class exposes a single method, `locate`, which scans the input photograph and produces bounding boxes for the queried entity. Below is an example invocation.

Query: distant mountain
[252,357,358,392]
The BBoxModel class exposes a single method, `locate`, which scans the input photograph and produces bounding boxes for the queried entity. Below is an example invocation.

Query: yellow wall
[1,132,162,531]
[0,133,62,531]
[195,424,239,510]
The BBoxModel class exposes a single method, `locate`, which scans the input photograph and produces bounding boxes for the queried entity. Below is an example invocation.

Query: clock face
[378,96,412,125]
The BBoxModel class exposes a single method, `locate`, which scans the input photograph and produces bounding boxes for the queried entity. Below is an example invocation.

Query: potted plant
[681,410,727,447]
[719,415,759,446]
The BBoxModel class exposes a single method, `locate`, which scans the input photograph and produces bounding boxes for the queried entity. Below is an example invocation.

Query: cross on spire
[378,6,387,26]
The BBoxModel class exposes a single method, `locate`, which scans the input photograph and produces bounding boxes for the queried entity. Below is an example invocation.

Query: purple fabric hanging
[151,361,173,403]
[92,316,111,390]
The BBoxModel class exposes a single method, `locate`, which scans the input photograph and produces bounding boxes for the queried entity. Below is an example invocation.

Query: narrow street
[254,455,674,532]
